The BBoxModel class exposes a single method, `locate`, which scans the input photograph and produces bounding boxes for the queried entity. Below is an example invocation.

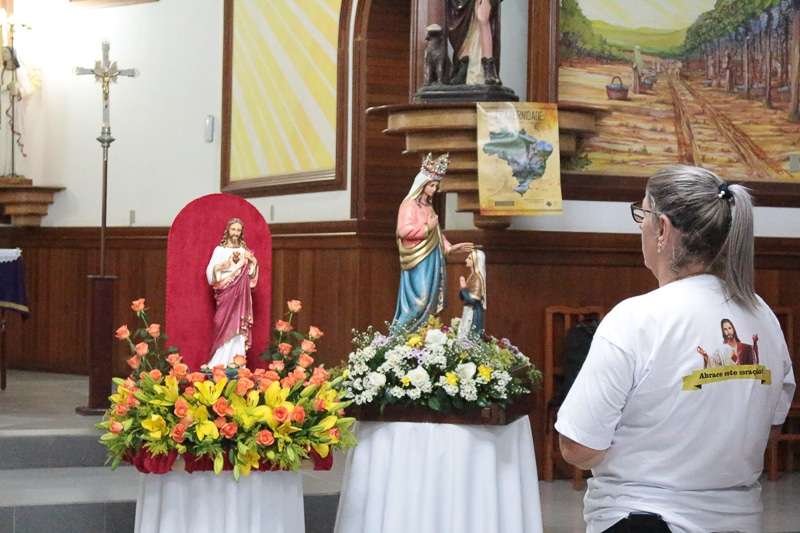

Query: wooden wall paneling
[528,0,559,102]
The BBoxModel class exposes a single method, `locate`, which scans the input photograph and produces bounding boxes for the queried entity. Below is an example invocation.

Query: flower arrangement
[98,299,356,479]
[342,316,541,414]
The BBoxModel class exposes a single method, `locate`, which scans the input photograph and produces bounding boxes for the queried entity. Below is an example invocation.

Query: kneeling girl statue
[392,153,472,331]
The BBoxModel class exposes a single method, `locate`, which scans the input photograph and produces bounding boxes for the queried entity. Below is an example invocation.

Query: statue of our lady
[392,153,472,332]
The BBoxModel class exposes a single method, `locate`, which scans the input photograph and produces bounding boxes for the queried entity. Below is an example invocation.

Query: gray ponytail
[646,165,758,309]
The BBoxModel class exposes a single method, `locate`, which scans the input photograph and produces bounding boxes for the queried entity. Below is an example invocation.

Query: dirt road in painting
[560,61,800,181]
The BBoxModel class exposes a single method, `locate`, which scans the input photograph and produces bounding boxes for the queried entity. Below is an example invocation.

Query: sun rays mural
[229,0,341,182]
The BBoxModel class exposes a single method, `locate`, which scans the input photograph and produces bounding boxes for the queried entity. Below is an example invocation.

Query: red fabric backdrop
[166,194,272,370]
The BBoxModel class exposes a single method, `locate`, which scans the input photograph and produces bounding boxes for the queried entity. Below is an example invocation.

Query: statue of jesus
[205,218,259,367]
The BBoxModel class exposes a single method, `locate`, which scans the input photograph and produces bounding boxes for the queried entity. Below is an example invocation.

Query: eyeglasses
[630,202,660,224]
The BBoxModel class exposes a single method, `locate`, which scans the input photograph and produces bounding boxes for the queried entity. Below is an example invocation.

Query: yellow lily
[236,447,261,477]
[264,381,291,408]
[230,390,270,431]
[141,414,167,440]
[195,420,220,441]
[150,375,180,406]
[311,442,330,458]
[194,377,227,406]
[192,404,209,423]
[310,415,338,433]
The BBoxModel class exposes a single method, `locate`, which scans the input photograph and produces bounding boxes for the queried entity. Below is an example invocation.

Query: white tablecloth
[135,470,305,533]
[334,416,543,533]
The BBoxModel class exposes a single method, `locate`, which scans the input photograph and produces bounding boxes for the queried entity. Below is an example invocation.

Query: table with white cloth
[135,470,305,533]
[334,416,543,533]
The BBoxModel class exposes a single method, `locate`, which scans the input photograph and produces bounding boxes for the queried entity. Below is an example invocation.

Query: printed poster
[476,102,562,216]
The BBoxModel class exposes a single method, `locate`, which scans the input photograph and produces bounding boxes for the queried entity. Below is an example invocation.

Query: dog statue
[423,24,450,86]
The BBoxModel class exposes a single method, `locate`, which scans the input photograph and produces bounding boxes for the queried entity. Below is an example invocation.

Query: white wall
[9,0,800,236]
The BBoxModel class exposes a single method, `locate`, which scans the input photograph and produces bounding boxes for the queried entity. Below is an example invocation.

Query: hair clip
[717,183,732,200]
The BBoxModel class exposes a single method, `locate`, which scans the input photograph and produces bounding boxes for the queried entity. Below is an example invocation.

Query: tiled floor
[1,370,799,532]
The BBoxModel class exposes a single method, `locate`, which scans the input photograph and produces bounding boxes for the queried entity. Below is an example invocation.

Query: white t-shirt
[556,275,795,533]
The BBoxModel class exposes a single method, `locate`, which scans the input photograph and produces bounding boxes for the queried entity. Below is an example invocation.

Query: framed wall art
[221,0,347,198]
[540,0,800,205]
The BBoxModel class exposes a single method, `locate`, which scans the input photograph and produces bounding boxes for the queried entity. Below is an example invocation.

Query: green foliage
[560,0,627,61]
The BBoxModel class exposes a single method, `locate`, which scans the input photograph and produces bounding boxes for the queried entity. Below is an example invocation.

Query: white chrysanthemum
[459,379,478,402]
[389,386,405,398]
[407,388,421,400]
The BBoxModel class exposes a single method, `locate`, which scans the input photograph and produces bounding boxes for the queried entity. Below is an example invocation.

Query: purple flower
[371,334,388,348]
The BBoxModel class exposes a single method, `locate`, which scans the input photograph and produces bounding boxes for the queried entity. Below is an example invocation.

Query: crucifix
[74,41,137,415]
[76,40,137,276]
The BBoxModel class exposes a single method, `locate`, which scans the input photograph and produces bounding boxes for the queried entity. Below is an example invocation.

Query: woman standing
[392,153,472,332]
[556,166,795,533]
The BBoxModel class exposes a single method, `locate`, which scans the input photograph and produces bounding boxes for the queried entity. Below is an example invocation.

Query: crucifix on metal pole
[75,41,137,415]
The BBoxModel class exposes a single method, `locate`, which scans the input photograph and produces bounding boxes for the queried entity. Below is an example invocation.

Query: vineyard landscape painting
[559,0,800,182]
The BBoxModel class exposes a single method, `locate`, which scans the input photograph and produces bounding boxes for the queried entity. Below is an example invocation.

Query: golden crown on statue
[420,152,449,180]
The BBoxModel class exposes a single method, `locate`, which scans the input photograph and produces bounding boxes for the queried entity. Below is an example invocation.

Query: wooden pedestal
[76,275,117,415]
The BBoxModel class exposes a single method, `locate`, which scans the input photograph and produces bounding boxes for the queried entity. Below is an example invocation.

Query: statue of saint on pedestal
[446,0,502,86]
[205,218,259,367]
[392,153,473,332]
[457,248,486,338]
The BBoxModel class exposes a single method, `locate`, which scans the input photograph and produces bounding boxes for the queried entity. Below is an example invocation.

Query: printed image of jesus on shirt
[697,318,759,369]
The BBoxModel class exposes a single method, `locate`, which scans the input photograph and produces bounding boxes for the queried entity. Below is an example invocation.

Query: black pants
[603,512,671,533]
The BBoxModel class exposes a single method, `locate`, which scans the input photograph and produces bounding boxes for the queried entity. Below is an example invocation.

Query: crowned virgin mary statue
[392,153,473,331]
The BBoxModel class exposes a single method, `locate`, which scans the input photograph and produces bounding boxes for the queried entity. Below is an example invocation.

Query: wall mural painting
[559,0,800,183]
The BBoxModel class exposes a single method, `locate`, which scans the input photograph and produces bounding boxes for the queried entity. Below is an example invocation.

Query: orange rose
[171,423,186,443]
[236,377,255,396]
[147,324,160,338]
[258,378,275,392]
[287,299,302,313]
[125,395,140,408]
[310,366,330,385]
[275,320,292,333]
[180,415,193,427]
[166,353,181,366]
[135,342,149,357]
[123,378,136,390]
[126,355,141,370]
[280,376,296,389]
[264,371,280,381]
[298,353,314,368]
[291,405,306,424]
[292,367,306,381]
[171,363,188,380]
[221,422,238,439]
[313,398,326,412]
[183,386,196,398]
[278,343,292,356]
[212,367,226,383]
[130,298,146,313]
[115,325,130,340]
[253,368,266,377]
[174,397,189,418]
[110,421,123,434]
[213,398,232,417]
[115,404,129,417]
[237,367,253,380]
[308,326,324,340]
[301,340,317,353]
[268,360,285,372]
[187,372,206,383]
[214,416,227,429]
[149,369,162,382]
[233,354,247,367]
[256,429,275,446]
[273,406,289,423]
